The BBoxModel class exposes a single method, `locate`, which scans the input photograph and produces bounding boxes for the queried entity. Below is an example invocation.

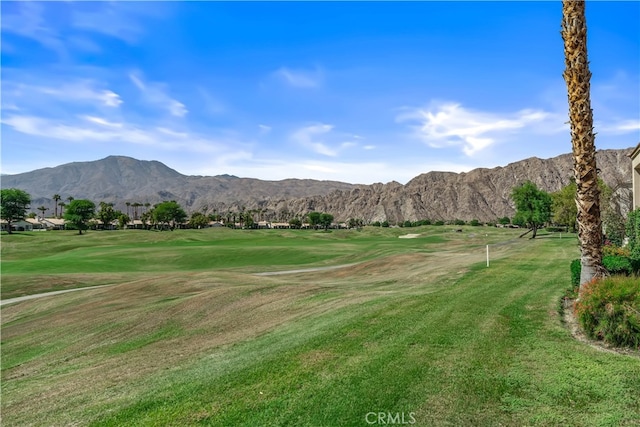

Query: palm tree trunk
[561,0,605,290]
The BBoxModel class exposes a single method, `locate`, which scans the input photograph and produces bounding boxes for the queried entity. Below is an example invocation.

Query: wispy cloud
[258,124,272,134]
[0,2,165,60]
[2,79,123,110]
[1,2,67,58]
[290,124,368,157]
[81,115,123,128]
[397,101,560,156]
[198,87,227,116]
[273,67,323,88]
[72,5,145,44]
[129,72,188,117]
[1,113,232,154]
[596,119,640,135]
[291,123,337,156]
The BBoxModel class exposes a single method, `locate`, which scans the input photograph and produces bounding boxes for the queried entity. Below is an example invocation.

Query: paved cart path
[1,264,360,306]
[1,285,113,306]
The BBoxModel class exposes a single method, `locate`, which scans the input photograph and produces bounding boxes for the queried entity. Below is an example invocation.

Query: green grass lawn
[2,226,638,426]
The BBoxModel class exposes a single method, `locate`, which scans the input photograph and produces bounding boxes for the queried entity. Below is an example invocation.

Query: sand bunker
[398,234,420,239]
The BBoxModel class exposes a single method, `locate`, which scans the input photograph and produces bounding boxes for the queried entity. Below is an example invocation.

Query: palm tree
[132,202,142,220]
[58,202,66,217]
[66,196,74,204]
[561,0,605,290]
[125,202,131,218]
[37,205,48,218]
[52,194,61,217]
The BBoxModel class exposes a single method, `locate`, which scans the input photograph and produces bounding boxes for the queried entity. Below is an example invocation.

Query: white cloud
[198,87,227,115]
[169,100,188,117]
[4,80,123,108]
[99,90,124,107]
[397,101,559,156]
[0,2,163,59]
[291,124,337,156]
[1,114,230,154]
[274,67,323,88]
[129,73,145,90]
[290,124,367,157]
[81,115,123,128]
[259,124,272,134]
[340,142,357,149]
[1,103,21,111]
[72,7,143,44]
[1,2,67,58]
[596,119,640,135]
[129,72,188,117]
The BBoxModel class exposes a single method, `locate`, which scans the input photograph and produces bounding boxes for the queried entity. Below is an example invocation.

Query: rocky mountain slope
[290,149,632,223]
[2,148,633,223]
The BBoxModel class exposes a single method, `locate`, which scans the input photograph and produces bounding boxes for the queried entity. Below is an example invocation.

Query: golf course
[2,226,639,426]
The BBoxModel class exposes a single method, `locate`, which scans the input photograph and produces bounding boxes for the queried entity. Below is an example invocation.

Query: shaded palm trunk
[561,0,605,290]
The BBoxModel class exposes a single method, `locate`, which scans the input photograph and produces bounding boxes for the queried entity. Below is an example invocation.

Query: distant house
[26,218,46,231]
[0,218,47,231]
[1,217,64,231]
[271,222,291,229]
[630,142,640,210]
[42,218,66,230]
[126,219,146,229]
[1,219,34,232]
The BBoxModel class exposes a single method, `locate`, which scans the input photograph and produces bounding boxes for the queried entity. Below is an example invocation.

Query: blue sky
[1,1,638,184]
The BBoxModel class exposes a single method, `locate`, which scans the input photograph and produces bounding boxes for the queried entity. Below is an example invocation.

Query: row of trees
[510,178,629,242]
[0,189,189,234]
[3,182,625,237]
[2,190,343,234]
[41,194,152,220]
[84,200,188,233]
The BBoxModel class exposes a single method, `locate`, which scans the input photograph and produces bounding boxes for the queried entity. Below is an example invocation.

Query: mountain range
[1,148,633,223]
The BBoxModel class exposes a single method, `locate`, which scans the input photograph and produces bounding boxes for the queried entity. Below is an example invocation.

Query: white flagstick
[486,245,489,267]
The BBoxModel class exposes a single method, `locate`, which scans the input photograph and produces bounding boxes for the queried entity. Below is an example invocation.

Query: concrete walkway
[1,285,112,306]
[253,263,359,276]
[1,264,360,306]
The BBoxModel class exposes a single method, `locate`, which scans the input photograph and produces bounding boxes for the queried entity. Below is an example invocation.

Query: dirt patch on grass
[298,350,336,368]
[1,270,381,425]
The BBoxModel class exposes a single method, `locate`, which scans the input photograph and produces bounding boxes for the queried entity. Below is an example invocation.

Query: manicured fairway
[1,227,638,426]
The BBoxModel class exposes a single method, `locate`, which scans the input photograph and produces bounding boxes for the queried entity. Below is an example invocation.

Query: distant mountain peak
[1,148,633,223]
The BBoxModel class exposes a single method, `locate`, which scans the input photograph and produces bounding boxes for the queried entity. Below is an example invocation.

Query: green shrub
[627,208,640,274]
[545,226,566,232]
[603,255,633,276]
[570,259,581,286]
[434,220,445,226]
[574,276,640,349]
[603,244,630,258]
